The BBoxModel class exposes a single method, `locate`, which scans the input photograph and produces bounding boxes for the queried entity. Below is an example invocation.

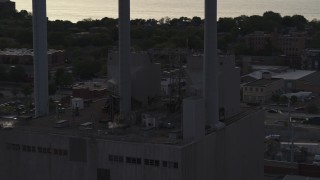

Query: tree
[218,17,236,32]
[290,96,298,104]
[191,16,202,26]
[9,65,27,82]
[11,89,18,98]
[279,96,288,104]
[291,15,308,31]
[55,68,73,86]
[21,84,32,97]
[73,58,102,79]
[49,82,57,95]
[0,65,8,81]
[306,104,319,114]
[271,94,280,103]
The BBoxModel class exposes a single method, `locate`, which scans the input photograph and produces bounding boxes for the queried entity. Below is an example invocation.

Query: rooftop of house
[0,49,64,56]
[244,78,282,87]
[273,70,316,80]
[300,71,320,86]
[72,81,108,91]
[282,175,320,180]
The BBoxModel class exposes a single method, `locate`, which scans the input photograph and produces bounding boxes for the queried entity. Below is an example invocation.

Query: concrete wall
[107,52,161,106]
[186,55,241,118]
[181,109,265,180]
[0,111,264,180]
[0,131,181,180]
[219,55,241,118]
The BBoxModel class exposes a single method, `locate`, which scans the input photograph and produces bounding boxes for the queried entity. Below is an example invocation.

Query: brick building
[242,72,284,104]
[0,48,66,78]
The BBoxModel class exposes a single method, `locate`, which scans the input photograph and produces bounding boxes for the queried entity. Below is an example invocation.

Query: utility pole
[288,99,294,162]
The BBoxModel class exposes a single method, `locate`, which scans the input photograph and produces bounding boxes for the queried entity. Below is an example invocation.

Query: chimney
[119,0,131,123]
[203,0,224,129]
[32,0,49,117]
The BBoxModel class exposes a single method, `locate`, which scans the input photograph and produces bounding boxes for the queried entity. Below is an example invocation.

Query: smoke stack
[119,0,131,122]
[32,0,49,117]
[204,0,224,129]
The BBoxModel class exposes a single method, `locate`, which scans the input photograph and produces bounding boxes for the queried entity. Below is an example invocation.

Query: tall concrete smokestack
[119,0,131,122]
[204,0,224,129]
[32,0,49,117]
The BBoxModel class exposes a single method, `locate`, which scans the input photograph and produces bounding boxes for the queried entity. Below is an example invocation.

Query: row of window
[109,154,178,169]
[244,87,264,92]
[6,143,68,156]
[243,95,265,101]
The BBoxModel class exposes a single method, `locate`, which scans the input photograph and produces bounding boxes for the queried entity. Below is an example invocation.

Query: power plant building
[0,0,265,179]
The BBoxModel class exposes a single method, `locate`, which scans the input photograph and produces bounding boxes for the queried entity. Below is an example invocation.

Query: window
[108,155,113,161]
[155,160,160,167]
[137,158,141,164]
[256,88,259,92]
[260,88,263,92]
[126,157,131,163]
[163,161,167,167]
[6,143,20,151]
[162,161,178,169]
[97,168,110,180]
[119,156,123,162]
[109,155,124,163]
[174,162,178,169]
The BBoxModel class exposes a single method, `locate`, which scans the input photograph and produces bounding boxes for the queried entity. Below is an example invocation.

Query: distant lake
[14,0,320,22]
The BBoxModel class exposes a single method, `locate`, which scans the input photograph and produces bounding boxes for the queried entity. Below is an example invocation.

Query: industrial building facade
[0,108,263,180]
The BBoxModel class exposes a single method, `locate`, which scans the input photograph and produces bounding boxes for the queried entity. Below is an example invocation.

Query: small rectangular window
[174,162,178,169]
[108,155,113,161]
[137,158,141,164]
[119,156,123,162]
[144,159,149,165]
[150,160,154,166]
[63,150,68,156]
[132,158,137,164]
[126,157,131,163]
[115,155,118,161]
[163,161,167,167]
[155,160,160,167]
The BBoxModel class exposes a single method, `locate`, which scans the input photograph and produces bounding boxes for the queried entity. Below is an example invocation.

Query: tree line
[1,10,320,80]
